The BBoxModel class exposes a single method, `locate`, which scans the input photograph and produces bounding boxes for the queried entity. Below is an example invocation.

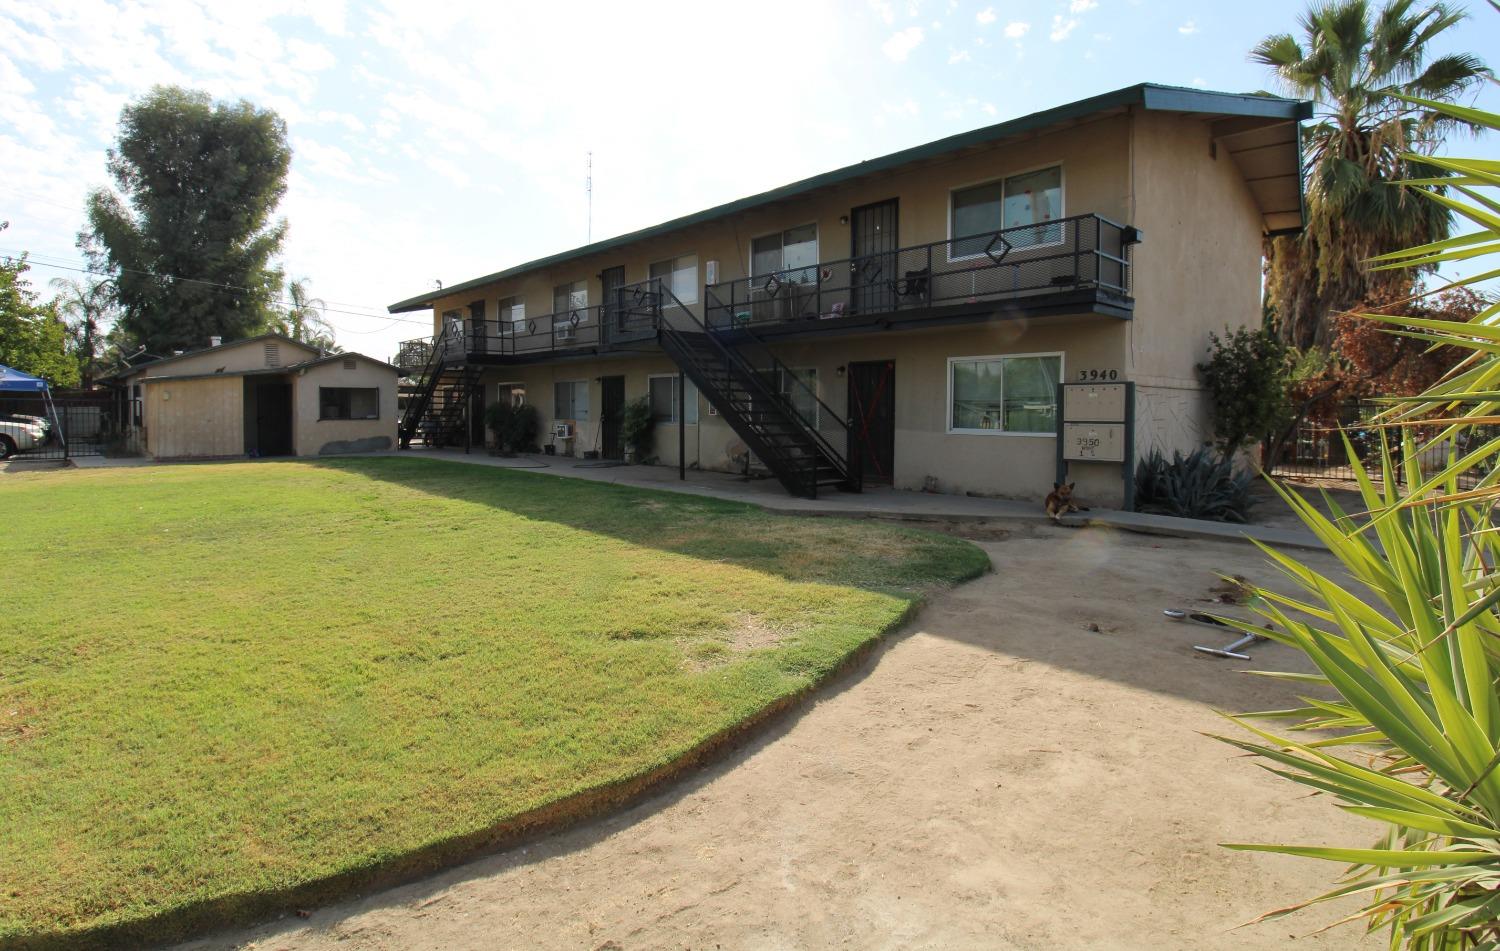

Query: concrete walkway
[52,446,1327,550]
[388,448,1328,551]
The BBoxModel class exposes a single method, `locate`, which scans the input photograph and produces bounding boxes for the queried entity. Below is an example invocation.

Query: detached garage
[111,334,399,460]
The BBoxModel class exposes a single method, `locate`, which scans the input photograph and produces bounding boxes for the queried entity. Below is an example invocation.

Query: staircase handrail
[648,279,858,491]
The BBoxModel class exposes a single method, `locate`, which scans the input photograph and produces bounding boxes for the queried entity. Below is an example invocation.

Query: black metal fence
[703,212,1133,332]
[1270,400,1497,488]
[0,394,143,461]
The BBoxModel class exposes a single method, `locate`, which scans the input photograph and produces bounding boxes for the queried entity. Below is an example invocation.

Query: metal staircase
[632,280,861,498]
[398,323,482,449]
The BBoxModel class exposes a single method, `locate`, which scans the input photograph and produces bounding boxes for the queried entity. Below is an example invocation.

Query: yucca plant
[1219,94,1500,947]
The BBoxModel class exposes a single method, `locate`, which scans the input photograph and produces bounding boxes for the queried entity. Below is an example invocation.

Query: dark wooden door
[468,300,486,353]
[601,265,626,340]
[600,375,626,459]
[848,361,895,484]
[850,198,899,315]
[256,382,294,457]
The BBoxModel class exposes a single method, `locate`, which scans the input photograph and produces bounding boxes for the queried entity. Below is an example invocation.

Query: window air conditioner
[555,324,577,343]
[553,422,573,439]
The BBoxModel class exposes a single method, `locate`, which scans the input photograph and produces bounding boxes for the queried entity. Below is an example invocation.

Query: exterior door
[255,382,294,457]
[601,266,626,339]
[848,361,895,485]
[600,375,626,459]
[468,300,486,353]
[850,198,899,315]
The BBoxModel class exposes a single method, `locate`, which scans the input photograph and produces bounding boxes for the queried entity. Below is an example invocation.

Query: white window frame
[554,379,590,421]
[945,351,1063,436]
[647,373,699,425]
[553,281,589,322]
[748,222,820,284]
[497,295,526,332]
[649,254,699,306]
[946,163,1066,262]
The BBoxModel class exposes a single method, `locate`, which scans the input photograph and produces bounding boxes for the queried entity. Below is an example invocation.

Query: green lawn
[0,458,986,946]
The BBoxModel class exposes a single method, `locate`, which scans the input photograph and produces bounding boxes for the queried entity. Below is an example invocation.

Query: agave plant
[1219,95,1500,947]
[1135,447,1256,523]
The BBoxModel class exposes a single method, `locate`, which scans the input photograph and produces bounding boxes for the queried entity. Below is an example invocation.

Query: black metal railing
[703,212,1132,333]
[0,394,143,460]
[636,277,859,496]
[1268,399,1498,489]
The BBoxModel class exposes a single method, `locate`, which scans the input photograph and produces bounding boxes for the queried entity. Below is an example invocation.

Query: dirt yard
[185,523,1376,950]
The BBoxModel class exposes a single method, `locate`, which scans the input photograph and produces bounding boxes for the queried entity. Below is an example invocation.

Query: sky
[4,0,1500,362]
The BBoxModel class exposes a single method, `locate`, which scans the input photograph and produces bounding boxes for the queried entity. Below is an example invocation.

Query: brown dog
[1044,482,1089,520]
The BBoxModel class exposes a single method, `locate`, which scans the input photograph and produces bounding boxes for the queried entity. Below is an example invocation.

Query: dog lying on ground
[1044,482,1090,521]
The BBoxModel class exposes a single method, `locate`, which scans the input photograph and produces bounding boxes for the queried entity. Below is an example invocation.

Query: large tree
[0,253,80,388]
[1253,0,1489,351]
[83,86,291,355]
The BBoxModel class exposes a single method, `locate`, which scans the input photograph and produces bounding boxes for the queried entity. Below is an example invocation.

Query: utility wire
[1,250,435,330]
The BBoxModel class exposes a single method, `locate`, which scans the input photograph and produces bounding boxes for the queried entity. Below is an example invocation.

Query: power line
[1,250,435,329]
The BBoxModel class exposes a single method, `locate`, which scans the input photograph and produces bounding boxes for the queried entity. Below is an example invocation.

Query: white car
[0,415,48,458]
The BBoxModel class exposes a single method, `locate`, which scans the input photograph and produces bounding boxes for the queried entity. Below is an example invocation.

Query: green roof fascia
[389,82,1312,313]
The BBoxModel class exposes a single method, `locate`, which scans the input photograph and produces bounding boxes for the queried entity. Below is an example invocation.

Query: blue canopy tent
[0,364,66,457]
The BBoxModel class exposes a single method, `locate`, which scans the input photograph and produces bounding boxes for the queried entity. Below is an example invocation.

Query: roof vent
[264,343,280,367]
[342,357,357,370]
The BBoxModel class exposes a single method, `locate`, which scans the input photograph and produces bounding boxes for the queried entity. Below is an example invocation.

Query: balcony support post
[679,368,686,482]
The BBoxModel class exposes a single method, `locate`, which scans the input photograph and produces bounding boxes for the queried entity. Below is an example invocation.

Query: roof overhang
[389,83,1312,313]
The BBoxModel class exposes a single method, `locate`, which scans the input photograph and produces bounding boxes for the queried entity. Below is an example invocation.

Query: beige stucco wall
[1127,110,1265,458]
[141,376,244,459]
[486,314,1131,506]
[292,358,399,456]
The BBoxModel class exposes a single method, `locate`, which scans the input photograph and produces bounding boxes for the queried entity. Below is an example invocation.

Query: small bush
[484,401,540,453]
[1134,448,1255,523]
[621,396,654,461]
[1198,326,1291,458]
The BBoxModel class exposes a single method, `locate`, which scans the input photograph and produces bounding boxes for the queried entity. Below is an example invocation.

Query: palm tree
[274,279,339,353]
[1253,0,1489,351]
[49,276,115,387]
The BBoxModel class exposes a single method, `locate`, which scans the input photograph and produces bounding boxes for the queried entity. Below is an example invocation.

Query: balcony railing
[394,306,609,369]
[703,212,1133,333]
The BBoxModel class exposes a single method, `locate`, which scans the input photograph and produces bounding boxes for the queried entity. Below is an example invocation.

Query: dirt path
[186,524,1374,950]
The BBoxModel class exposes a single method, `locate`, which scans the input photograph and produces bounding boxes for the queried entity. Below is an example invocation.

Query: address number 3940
[1076,369,1120,382]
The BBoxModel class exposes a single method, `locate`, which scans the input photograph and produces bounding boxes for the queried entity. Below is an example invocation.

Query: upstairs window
[649,255,699,304]
[553,281,588,321]
[498,295,526,331]
[951,165,1063,256]
[319,387,380,420]
[751,224,818,283]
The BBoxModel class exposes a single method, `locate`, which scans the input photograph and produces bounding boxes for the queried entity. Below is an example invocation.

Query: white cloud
[981,102,997,116]
[1178,20,1198,35]
[1050,16,1078,41]
[1190,77,1208,88]
[882,26,925,61]
[869,0,896,25]
[1004,20,1030,38]
[948,49,971,64]
[1069,0,1097,11]
[976,7,996,24]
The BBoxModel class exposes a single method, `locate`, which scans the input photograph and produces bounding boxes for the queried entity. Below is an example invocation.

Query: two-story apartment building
[389,84,1308,505]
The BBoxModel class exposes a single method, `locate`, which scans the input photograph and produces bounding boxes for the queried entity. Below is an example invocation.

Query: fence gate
[0,394,143,461]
